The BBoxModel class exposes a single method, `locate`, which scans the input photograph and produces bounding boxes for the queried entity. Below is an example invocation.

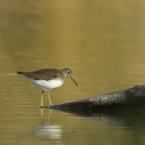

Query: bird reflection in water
[34,109,62,140]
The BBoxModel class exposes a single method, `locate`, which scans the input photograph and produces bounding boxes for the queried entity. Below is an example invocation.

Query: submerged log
[45,85,145,110]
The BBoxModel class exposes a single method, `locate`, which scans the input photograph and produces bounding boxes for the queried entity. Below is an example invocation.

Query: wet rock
[45,85,145,110]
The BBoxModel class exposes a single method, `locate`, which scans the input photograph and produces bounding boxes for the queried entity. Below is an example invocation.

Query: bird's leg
[40,90,44,108]
[47,91,52,106]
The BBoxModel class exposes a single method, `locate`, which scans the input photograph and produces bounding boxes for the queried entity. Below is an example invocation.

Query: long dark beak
[69,74,78,86]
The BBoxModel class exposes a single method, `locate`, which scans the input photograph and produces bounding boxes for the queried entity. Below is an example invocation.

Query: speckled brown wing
[17,69,63,81]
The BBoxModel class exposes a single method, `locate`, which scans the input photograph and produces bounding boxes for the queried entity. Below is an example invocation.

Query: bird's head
[62,68,78,86]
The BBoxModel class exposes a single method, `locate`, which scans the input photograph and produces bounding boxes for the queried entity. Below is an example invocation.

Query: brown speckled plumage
[17,68,63,80]
[17,68,74,81]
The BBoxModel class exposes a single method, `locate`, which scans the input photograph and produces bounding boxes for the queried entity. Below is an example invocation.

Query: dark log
[45,84,145,110]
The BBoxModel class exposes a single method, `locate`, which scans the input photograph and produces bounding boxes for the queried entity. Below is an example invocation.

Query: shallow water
[1,0,145,145]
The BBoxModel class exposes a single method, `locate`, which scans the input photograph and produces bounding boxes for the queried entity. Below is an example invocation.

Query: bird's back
[17,69,64,81]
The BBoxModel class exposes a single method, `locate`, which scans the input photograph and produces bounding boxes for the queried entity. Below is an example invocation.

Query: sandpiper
[17,68,78,107]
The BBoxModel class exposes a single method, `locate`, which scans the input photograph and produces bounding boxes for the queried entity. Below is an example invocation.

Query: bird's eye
[67,71,70,74]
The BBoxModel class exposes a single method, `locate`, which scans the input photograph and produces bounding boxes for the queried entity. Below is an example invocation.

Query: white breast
[28,78,64,91]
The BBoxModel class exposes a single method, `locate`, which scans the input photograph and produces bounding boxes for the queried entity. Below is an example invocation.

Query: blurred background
[1,0,145,145]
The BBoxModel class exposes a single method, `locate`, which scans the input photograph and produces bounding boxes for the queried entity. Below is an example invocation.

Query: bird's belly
[28,79,64,91]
